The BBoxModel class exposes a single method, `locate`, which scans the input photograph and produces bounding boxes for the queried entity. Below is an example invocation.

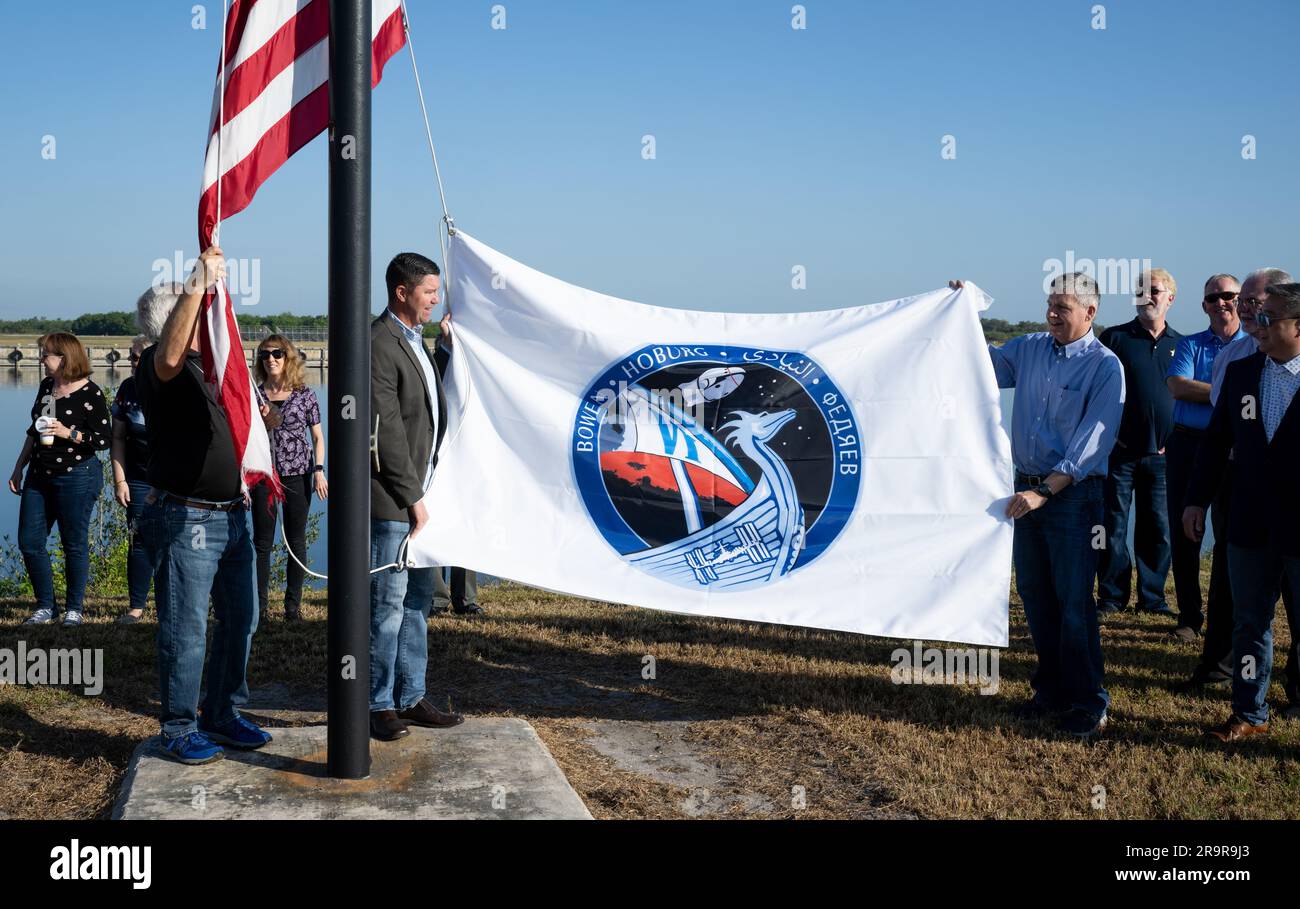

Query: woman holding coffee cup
[8,333,112,626]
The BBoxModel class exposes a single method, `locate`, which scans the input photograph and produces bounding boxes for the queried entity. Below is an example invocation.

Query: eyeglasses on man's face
[1254,309,1298,329]
[257,348,286,361]
[1135,287,1170,301]
[1203,291,1239,307]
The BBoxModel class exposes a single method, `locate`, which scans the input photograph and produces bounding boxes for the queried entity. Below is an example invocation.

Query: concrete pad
[112,719,591,820]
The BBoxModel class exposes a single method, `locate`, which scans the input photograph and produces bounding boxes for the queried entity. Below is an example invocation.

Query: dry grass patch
[0,567,1297,819]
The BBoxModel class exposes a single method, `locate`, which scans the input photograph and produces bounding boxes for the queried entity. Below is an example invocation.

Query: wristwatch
[313,464,325,473]
[1033,482,1054,499]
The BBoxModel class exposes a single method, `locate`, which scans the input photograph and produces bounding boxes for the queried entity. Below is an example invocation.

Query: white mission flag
[407,233,1015,646]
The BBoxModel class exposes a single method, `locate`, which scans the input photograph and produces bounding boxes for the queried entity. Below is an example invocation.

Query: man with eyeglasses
[1210,268,1293,408]
[1164,274,1246,643]
[1183,283,1300,740]
[1176,268,1295,696]
[1095,269,1180,622]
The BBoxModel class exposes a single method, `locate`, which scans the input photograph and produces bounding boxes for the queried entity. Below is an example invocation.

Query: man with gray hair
[1174,268,1295,697]
[133,248,271,764]
[135,283,186,343]
[1210,268,1292,406]
[1184,282,1300,740]
[956,272,1126,738]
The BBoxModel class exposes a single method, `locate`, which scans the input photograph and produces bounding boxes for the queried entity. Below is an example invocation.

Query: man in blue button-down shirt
[1165,274,1246,644]
[967,271,1125,738]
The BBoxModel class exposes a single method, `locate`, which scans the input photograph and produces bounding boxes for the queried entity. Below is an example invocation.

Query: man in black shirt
[134,246,271,765]
[1096,268,1181,617]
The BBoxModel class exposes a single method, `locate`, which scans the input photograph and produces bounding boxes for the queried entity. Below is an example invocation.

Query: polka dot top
[26,377,112,476]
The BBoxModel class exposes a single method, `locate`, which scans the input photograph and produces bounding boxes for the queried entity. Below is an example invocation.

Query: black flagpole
[326,0,372,779]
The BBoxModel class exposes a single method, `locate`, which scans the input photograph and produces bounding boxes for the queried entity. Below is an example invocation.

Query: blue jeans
[1226,543,1300,726]
[125,480,157,613]
[1097,453,1171,611]
[18,459,102,615]
[1013,476,1109,718]
[144,495,257,739]
[370,519,437,712]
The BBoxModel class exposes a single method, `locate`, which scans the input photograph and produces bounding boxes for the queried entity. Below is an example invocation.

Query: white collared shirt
[386,308,439,488]
[1261,352,1300,442]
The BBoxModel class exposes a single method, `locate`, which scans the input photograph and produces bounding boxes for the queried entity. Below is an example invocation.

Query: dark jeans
[144,495,257,738]
[1097,453,1171,610]
[1191,466,1236,683]
[251,474,312,617]
[1013,476,1108,718]
[1226,543,1300,725]
[434,567,478,611]
[125,479,159,613]
[18,459,102,615]
[1166,426,1221,631]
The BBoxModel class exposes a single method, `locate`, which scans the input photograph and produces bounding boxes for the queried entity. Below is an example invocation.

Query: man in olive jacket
[368,251,464,741]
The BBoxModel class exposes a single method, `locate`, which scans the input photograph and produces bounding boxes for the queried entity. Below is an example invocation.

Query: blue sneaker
[199,714,273,750]
[160,731,224,765]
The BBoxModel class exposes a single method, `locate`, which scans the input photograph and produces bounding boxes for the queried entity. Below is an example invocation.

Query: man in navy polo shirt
[1096,268,1181,619]
[1165,273,1246,643]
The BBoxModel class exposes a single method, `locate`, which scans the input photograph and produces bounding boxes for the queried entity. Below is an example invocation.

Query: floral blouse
[260,385,322,477]
[26,377,112,477]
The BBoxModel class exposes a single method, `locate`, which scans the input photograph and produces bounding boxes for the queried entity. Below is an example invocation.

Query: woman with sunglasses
[8,332,111,626]
[109,336,156,624]
[252,335,327,622]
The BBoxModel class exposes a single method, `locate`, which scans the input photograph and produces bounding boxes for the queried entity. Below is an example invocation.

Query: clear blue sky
[0,0,1296,332]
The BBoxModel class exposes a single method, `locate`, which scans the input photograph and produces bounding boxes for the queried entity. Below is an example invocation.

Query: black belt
[161,494,243,512]
[1015,472,1098,487]
[1173,424,1205,435]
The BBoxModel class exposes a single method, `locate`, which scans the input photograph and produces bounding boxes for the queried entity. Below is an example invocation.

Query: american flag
[197,0,407,496]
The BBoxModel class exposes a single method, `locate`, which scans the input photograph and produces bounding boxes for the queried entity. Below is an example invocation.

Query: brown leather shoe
[1206,714,1269,742]
[369,710,409,741]
[397,698,464,728]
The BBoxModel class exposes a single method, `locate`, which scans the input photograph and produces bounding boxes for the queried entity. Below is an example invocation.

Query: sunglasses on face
[39,351,62,360]
[1203,291,1239,306]
[1254,310,1297,329]
[257,348,286,361]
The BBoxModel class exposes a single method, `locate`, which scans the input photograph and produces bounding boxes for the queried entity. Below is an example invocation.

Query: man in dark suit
[368,251,464,741]
[1183,282,1300,742]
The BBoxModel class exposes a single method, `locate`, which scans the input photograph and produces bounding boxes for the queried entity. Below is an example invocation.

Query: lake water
[0,369,1208,582]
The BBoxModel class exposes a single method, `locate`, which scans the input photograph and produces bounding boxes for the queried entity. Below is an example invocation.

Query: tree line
[0,312,334,337]
[5,312,1054,343]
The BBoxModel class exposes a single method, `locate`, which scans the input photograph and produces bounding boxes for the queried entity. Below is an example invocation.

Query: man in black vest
[1184,283,1300,741]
